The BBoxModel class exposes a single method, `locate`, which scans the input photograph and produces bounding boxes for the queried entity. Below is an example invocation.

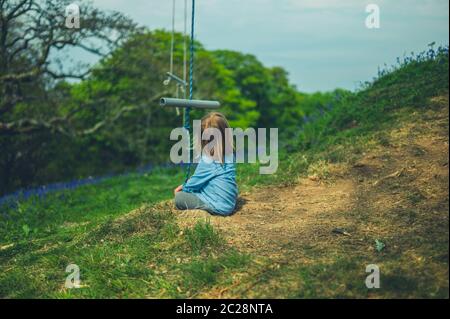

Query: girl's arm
[182,161,217,192]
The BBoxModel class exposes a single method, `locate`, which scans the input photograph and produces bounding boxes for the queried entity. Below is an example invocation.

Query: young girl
[174,112,238,216]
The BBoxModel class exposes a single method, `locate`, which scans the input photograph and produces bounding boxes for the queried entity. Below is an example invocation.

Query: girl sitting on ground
[174,112,237,216]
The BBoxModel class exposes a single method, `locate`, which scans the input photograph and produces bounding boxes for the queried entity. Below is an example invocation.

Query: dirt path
[173,95,449,268]
[176,178,356,260]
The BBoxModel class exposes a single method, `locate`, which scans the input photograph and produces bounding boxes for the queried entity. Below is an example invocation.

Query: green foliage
[375,240,386,252]
[212,50,303,130]
[0,30,306,195]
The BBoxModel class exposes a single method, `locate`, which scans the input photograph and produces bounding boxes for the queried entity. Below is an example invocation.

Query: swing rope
[185,0,195,129]
[183,0,195,183]
[183,0,188,98]
[169,0,176,75]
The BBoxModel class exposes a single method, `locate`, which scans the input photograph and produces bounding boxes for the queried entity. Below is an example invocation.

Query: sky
[86,0,449,92]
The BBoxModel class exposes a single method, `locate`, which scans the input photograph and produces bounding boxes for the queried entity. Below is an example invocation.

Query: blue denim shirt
[183,155,238,215]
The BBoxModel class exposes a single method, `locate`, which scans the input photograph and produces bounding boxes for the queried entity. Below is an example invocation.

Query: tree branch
[0,0,138,118]
[0,92,167,136]
[6,0,32,21]
[44,68,90,80]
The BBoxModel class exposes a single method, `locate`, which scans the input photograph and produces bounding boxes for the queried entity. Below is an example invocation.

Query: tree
[0,0,140,136]
[71,30,259,164]
[211,50,304,131]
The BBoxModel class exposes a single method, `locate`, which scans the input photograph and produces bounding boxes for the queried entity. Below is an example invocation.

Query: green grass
[0,165,253,298]
[0,206,250,298]
[0,167,184,243]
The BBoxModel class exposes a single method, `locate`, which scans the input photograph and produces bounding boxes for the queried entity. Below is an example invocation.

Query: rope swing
[161,0,220,110]
[161,0,221,182]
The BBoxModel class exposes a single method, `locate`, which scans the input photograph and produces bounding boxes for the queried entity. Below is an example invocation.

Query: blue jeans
[174,191,214,213]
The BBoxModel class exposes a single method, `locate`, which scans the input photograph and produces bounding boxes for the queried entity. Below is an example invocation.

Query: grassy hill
[0,45,448,298]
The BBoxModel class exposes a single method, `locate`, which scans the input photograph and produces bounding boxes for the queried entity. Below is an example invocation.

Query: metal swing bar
[160,97,220,109]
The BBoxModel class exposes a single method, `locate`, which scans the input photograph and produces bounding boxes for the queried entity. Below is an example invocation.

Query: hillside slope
[166,94,450,298]
[0,48,448,299]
